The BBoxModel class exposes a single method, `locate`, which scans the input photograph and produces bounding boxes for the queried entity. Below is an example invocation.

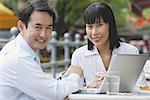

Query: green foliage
[0,0,8,3]
[109,0,130,27]
[56,0,130,27]
[64,0,92,25]
[0,0,18,11]
[143,8,150,18]
[1,0,133,33]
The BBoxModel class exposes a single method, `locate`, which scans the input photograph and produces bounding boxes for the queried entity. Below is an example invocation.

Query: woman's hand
[86,73,104,88]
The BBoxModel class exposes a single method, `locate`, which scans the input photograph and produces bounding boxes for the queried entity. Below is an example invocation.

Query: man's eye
[47,27,52,30]
[35,26,41,29]
[46,27,52,31]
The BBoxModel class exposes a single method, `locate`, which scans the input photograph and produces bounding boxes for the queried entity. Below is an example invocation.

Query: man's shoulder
[1,40,32,60]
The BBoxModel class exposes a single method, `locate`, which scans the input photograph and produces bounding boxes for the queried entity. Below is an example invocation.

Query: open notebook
[77,54,149,94]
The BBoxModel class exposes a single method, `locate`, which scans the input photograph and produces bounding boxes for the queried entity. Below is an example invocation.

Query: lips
[35,39,46,43]
[92,36,102,42]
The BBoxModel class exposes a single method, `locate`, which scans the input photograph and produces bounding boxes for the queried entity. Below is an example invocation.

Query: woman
[71,3,140,88]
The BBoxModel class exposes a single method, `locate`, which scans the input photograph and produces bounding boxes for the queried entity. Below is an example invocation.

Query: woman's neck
[97,43,112,71]
[97,42,112,56]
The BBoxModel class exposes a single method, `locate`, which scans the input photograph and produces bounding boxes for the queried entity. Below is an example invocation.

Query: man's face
[19,11,53,51]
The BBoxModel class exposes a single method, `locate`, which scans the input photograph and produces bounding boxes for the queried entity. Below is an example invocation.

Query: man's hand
[67,65,83,77]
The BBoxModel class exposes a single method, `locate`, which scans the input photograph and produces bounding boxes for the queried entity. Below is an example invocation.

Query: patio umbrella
[0,2,18,29]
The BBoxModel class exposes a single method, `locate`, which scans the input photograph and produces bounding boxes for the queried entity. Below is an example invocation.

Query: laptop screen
[99,54,149,93]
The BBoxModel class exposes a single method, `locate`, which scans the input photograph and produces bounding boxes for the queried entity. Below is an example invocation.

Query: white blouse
[71,42,144,88]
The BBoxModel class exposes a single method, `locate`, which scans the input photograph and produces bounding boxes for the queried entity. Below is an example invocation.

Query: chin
[40,46,46,50]
[93,41,101,45]
[37,45,46,50]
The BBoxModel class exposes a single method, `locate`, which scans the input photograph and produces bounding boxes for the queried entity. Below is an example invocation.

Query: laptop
[77,54,149,94]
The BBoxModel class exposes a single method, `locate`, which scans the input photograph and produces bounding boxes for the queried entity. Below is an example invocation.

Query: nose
[92,25,99,36]
[40,28,47,37]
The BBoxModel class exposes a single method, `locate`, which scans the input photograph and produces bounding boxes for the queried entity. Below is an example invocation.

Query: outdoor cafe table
[68,93,150,100]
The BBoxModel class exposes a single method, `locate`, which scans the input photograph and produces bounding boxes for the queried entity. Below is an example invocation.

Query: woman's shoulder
[116,42,139,54]
[120,42,137,49]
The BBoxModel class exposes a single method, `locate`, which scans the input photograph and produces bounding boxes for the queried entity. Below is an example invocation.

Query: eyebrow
[35,23,53,27]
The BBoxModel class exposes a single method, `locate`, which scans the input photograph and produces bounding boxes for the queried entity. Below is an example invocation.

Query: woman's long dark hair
[84,3,120,50]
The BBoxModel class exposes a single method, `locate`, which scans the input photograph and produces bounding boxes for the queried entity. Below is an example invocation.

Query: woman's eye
[87,25,92,29]
[97,23,103,26]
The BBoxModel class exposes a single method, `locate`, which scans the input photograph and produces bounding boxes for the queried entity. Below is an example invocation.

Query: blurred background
[0,0,149,77]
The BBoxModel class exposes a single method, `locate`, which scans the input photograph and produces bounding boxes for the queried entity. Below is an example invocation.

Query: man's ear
[17,20,26,32]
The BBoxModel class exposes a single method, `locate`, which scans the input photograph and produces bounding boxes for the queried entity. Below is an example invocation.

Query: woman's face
[86,17,109,47]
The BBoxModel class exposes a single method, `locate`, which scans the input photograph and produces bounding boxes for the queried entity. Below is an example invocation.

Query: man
[0,0,83,100]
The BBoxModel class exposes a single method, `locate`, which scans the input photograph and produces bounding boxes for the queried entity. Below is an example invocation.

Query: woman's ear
[17,20,25,32]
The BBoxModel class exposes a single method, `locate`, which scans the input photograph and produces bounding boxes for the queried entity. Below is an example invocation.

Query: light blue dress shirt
[0,34,83,100]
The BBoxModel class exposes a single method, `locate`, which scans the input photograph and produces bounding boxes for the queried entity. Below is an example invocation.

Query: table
[68,93,150,100]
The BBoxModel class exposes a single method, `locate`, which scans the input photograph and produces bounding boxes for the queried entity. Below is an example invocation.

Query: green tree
[55,0,130,34]
[1,0,131,34]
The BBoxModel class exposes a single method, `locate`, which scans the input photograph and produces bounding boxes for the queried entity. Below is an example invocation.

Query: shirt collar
[112,46,119,54]
[84,45,118,56]
[15,34,38,58]
[84,46,99,56]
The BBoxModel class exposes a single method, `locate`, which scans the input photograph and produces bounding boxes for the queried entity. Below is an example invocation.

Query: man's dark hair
[84,3,120,50]
[18,0,55,28]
